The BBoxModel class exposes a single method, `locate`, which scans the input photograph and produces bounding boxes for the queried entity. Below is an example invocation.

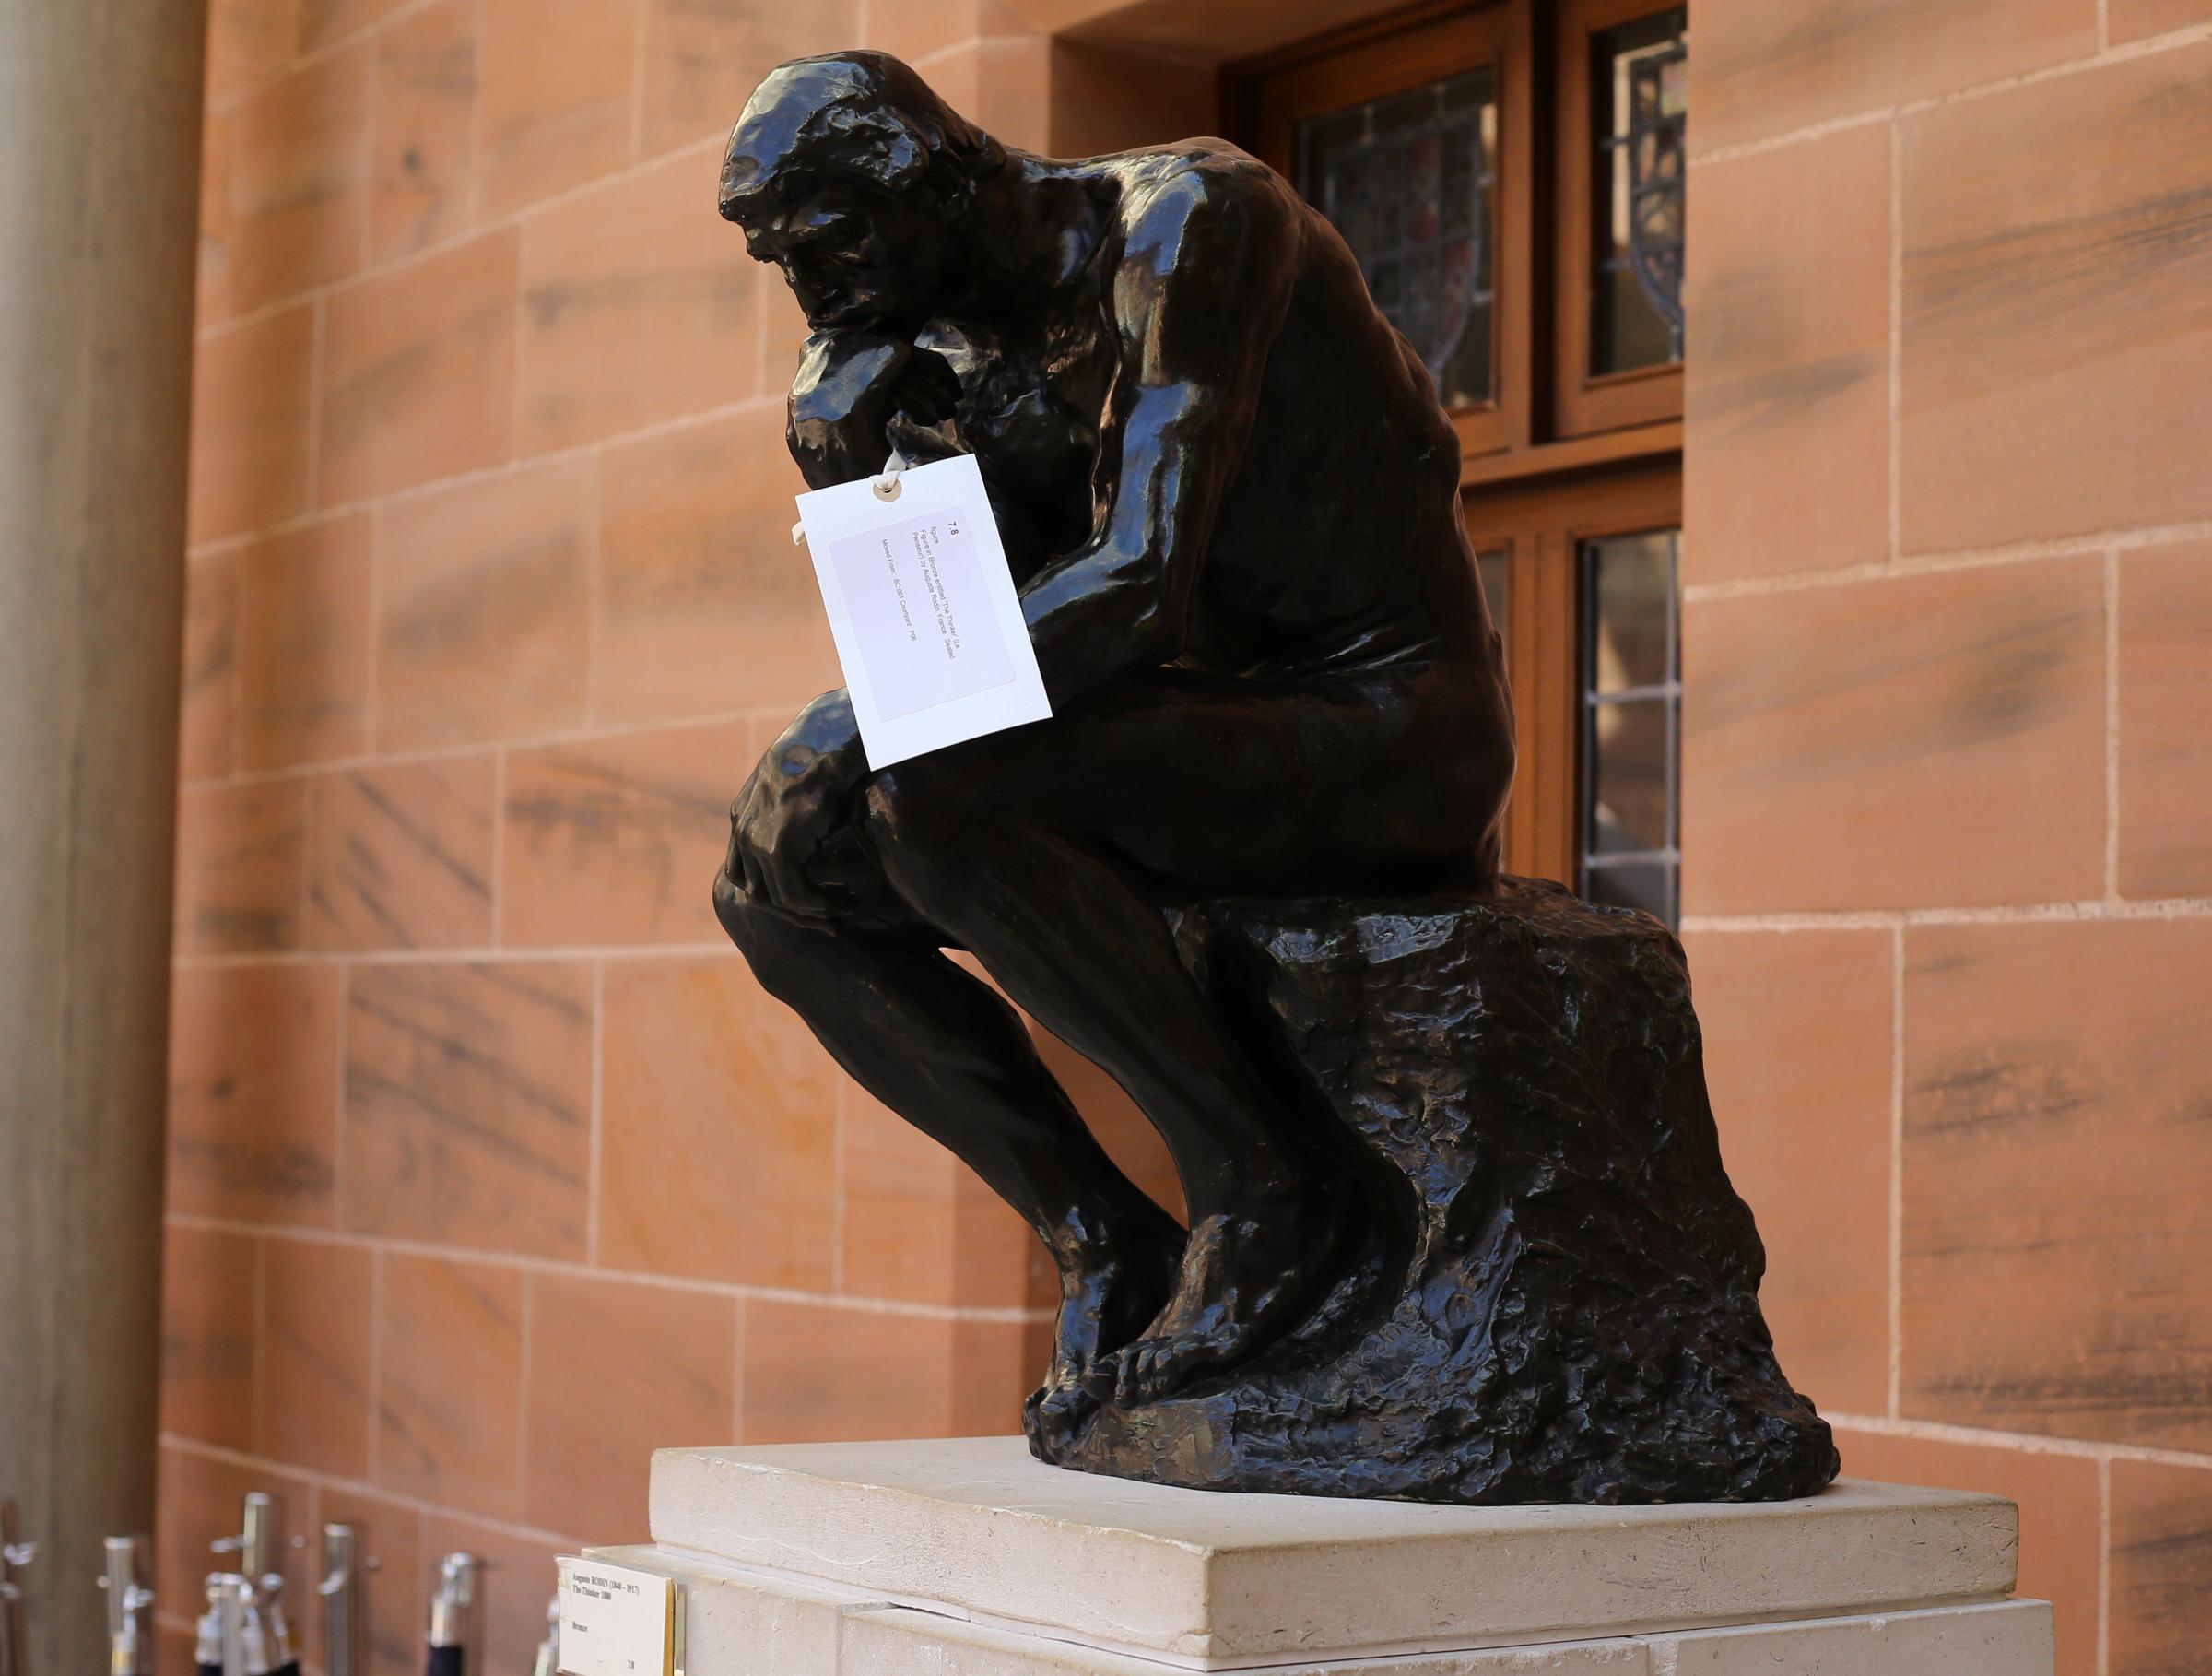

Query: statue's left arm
[1018,165,1300,708]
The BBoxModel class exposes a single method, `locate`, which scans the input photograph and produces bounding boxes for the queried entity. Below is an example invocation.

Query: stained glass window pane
[1296,65,1499,410]
[1592,7,1687,377]
[1581,528,1681,926]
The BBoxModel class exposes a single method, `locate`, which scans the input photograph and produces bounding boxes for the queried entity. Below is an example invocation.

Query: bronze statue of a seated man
[712,53,1515,1437]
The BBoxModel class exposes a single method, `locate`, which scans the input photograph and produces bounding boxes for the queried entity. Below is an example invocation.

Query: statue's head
[720,53,1005,332]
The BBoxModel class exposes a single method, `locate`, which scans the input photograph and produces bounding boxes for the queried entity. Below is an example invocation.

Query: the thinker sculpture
[713,52,1839,1505]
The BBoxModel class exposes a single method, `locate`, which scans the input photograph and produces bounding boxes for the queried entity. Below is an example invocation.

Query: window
[1559,0,1689,435]
[1460,468,1680,907]
[1242,0,1689,922]
[1590,8,1688,376]
[1581,529,1680,922]
[1298,67,1500,409]
[1250,6,1534,461]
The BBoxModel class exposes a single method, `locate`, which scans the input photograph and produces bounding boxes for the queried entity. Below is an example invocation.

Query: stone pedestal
[609,1438,2053,1673]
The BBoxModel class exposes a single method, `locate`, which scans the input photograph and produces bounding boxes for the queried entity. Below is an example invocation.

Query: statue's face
[736,180,949,333]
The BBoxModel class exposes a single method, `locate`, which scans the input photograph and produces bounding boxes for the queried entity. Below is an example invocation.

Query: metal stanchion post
[195,1574,263,1676]
[318,1526,362,1676]
[213,1495,298,1676]
[98,1537,153,1676]
[0,1501,36,1676]
[531,1596,560,1676]
[425,1556,480,1676]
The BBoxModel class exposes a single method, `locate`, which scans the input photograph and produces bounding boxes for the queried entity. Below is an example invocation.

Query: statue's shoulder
[1100,140,1301,264]
[1103,137,1289,209]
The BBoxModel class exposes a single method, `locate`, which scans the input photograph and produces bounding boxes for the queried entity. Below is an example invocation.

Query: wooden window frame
[1463,463,1680,885]
[1552,0,1687,439]
[1236,1,1688,890]
[1248,4,1535,462]
[1239,0,1686,467]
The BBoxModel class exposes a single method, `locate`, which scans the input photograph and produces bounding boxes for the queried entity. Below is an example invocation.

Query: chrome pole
[215,1495,295,1676]
[99,1537,153,1676]
[530,1595,560,1676]
[425,1555,480,1676]
[238,1497,276,1587]
[1,1500,35,1676]
[196,1574,257,1676]
[193,1576,224,1676]
[318,1527,361,1676]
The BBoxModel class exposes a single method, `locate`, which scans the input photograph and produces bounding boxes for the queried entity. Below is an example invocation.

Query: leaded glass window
[1580,528,1679,925]
[1251,6,1689,893]
[1591,7,1686,376]
[1296,67,1499,409]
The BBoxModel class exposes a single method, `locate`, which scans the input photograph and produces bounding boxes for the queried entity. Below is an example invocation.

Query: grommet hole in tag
[793,450,906,542]
[869,449,908,501]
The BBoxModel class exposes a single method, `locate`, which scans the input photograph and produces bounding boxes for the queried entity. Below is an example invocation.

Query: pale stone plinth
[624,1437,2053,1675]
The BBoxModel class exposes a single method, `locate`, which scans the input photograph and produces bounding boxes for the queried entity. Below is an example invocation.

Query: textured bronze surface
[711,52,1834,1502]
[1061,879,1836,1502]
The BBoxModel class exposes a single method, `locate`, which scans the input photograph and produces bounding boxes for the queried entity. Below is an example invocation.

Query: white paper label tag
[556,1558,676,1676]
[794,453,1053,768]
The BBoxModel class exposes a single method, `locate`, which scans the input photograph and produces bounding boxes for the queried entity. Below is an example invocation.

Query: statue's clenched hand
[724,690,869,919]
[788,330,962,490]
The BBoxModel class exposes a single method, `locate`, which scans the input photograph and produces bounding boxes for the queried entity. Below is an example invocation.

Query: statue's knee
[713,877,822,1010]
[712,826,788,969]
[712,861,765,952]
[714,801,758,923]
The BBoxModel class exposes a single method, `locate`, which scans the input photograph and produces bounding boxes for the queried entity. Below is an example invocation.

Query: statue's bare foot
[1024,1378,1094,1455]
[1026,1207,1183,1449]
[1086,1185,1345,1409]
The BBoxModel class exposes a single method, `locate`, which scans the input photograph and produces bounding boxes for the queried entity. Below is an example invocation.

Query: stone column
[0,5,206,1673]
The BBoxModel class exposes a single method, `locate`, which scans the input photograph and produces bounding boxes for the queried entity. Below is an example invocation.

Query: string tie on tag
[871,448,908,501]
[793,449,908,546]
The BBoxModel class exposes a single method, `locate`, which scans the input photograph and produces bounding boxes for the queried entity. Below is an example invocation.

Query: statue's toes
[1111,1332,1227,1408]
[1113,1340,1175,1406]
[1077,1351,1124,1405]
[1026,1380,1099,1456]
